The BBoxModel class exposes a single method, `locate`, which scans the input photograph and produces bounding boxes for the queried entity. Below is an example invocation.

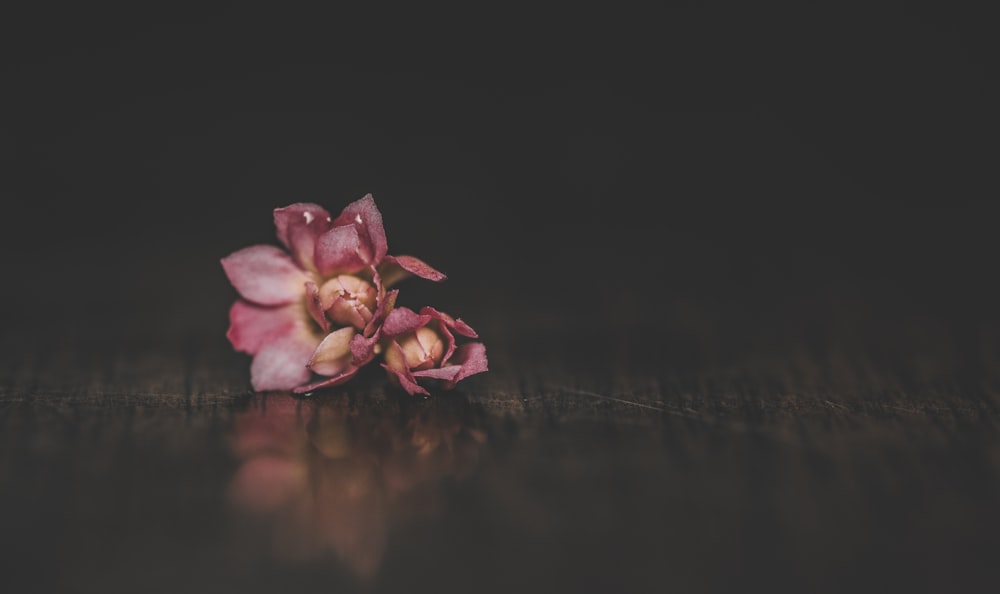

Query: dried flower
[222,194,443,392]
[381,306,489,396]
[222,193,486,394]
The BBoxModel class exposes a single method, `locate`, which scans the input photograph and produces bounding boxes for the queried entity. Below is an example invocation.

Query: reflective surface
[3,385,999,594]
[228,394,485,578]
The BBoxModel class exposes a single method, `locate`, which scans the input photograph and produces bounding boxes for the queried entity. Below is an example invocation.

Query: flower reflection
[227,393,485,577]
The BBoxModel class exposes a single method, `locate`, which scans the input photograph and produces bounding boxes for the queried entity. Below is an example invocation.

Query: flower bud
[379,305,487,396]
[386,326,445,372]
[319,275,377,330]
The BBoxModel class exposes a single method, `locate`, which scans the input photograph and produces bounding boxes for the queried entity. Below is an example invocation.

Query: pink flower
[380,306,489,396]
[222,194,445,392]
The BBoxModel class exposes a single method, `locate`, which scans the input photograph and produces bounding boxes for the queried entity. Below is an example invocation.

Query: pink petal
[384,255,447,282]
[332,193,388,265]
[363,287,398,338]
[273,203,332,271]
[221,245,310,306]
[376,260,410,289]
[415,307,457,361]
[349,332,380,365]
[433,321,458,364]
[421,306,478,338]
[304,281,329,332]
[412,365,462,381]
[442,342,489,389]
[348,285,395,363]
[250,330,321,391]
[314,224,367,276]
[226,300,302,355]
[292,366,361,394]
[382,306,432,337]
[381,342,429,396]
[307,327,355,376]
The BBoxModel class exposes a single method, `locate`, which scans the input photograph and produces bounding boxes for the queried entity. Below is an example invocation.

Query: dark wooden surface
[2,272,999,593]
[4,4,1000,593]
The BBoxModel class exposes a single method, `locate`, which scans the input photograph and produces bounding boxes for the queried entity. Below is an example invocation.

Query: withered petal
[383,255,447,282]
[307,327,356,376]
[292,366,361,394]
[226,300,302,355]
[382,306,433,337]
[303,281,329,332]
[314,224,367,276]
[381,342,430,396]
[249,330,320,391]
[331,193,388,265]
[442,342,489,390]
[363,287,398,338]
[349,331,379,365]
[420,306,479,338]
[273,203,332,271]
[412,365,462,381]
[221,245,310,306]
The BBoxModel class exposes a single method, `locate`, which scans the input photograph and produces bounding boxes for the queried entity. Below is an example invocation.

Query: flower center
[319,275,377,330]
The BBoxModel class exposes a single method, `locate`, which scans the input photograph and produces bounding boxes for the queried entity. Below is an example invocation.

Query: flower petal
[250,330,321,391]
[308,327,356,376]
[226,300,303,355]
[348,332,380,365]
[332,193,388,265]
[384,255,447,282]
[382,306,432,337]
[376,259,410,289]
[442,342,489,389]
[363,287,398,338]
[222,245,310,306]
[292,366,361,394]
[273,203,332,271]
[381,341,429,396]
[304,281,329,332]
[314,224,367,276]
[412,365,462,381]
[420,306,478,338]
[405,343,488,389]
[415,306,462,362]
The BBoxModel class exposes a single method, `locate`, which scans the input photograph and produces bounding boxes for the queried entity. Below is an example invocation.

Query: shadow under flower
[227,392,486,578]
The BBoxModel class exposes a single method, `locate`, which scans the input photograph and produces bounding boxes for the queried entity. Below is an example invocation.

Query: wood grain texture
[2,282,998,593]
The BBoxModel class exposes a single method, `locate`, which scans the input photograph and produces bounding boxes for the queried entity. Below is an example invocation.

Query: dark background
[4,2,998,337]
[2,4,1000,593]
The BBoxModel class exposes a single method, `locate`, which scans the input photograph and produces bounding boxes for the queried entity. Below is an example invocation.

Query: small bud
[387,326,445,372]
[320,275,377,330]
